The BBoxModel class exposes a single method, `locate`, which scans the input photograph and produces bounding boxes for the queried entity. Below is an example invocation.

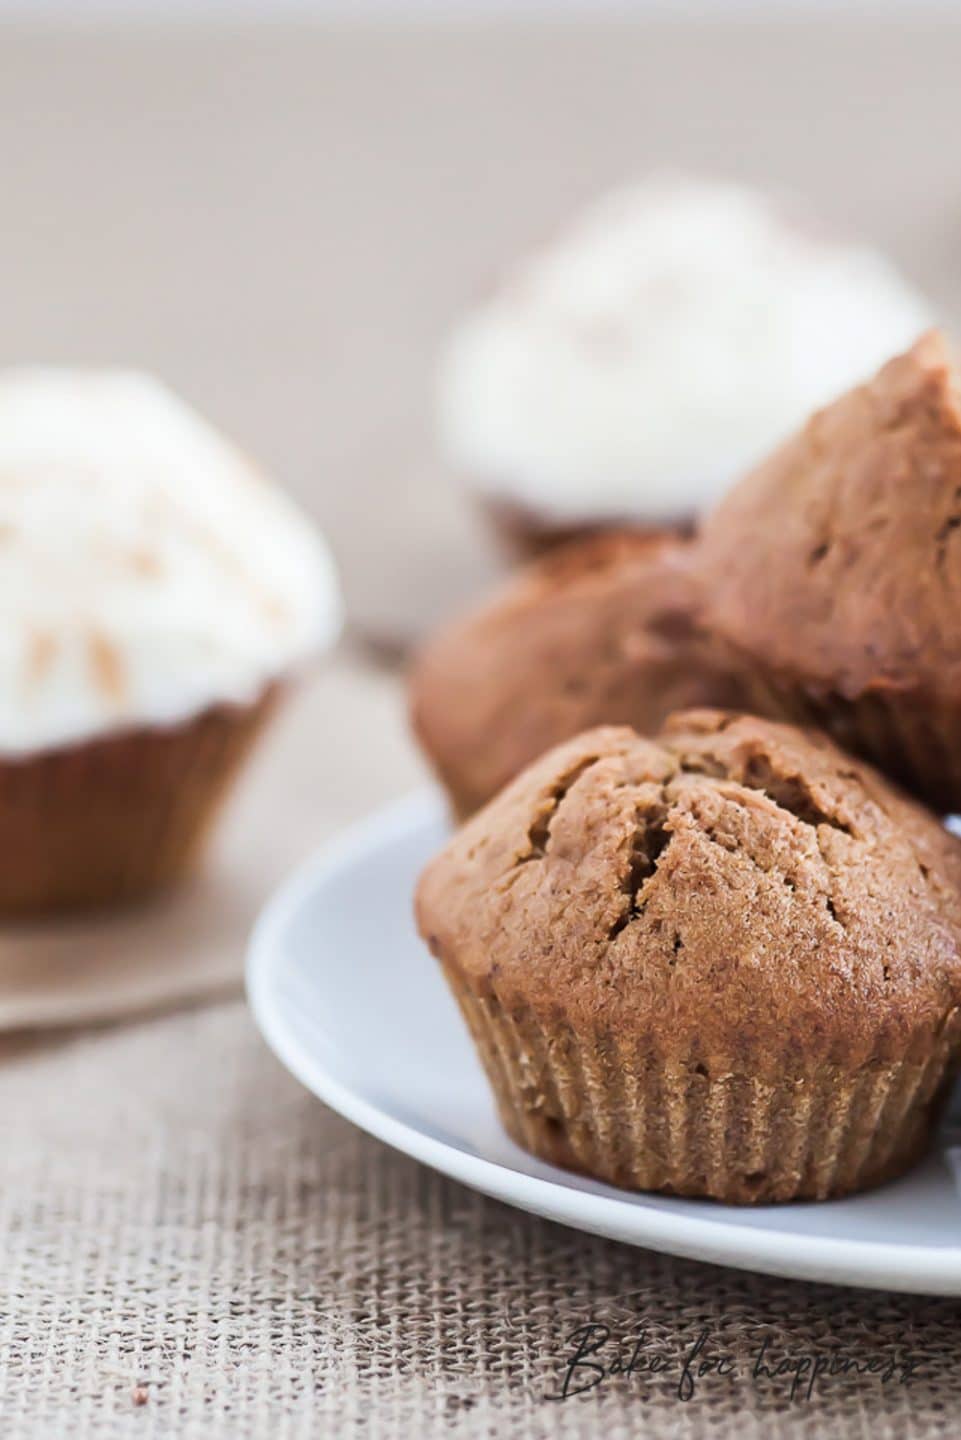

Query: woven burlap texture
[0,1000,956,1440]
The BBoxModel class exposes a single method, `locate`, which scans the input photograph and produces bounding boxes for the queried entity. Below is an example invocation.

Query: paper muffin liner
[482,497,598,562]
[731,667,961,817]
[0,686,279,915]
[445,970,960,1203]
[481,496,694,563]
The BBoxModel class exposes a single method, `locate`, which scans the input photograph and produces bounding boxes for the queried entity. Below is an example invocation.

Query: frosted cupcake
[438,175,932,555]
[0,369,340,913]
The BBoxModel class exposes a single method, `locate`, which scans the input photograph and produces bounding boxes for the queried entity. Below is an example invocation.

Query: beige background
[2,16,961,1436]
[2,16,961,643]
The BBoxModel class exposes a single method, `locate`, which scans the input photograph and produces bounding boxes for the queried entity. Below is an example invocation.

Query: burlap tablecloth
[0,997,958,1440]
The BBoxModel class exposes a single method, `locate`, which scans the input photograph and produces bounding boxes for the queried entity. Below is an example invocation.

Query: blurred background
[3,0,961,648]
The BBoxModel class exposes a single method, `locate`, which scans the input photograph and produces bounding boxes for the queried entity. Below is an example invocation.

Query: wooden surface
[1,16,960,647]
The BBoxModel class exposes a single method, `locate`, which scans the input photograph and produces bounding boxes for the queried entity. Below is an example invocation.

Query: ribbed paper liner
[446,971,958,1203]
[0,687,278,915]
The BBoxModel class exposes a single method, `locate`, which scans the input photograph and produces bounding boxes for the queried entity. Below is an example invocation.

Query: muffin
[416,711,961,1203]
[0,368,340,913]
[437,175,931,556]
[697,329,961,814]
[409,530,740,819]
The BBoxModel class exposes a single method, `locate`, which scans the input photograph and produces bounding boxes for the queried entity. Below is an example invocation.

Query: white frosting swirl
[0,369,341,753]
[438,176,934,523]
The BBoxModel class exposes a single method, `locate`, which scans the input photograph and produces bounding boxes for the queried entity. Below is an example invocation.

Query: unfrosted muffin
[416,712,961,1203]
[697,330,961,814]
[409,531,740,818]
[0,369,340,913]
[438,175,931,555]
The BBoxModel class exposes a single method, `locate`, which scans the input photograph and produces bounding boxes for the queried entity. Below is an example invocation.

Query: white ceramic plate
[247,789,961,1295]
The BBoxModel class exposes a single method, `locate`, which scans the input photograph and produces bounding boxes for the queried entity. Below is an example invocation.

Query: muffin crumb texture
[417,711,961,1202]
[410,531,739,818]
[697,329,961,811]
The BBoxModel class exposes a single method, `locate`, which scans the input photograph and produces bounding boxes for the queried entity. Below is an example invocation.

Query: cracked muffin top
[697,330,961,700]
[409,531,740,817]
[416,711,961,1073]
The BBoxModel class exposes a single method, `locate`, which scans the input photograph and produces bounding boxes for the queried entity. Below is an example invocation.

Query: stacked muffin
[696,330,961,813]
[410,530,741,818]
[413,330,961,1205]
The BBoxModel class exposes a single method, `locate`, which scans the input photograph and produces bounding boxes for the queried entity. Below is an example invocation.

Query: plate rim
[246,787,961,1296]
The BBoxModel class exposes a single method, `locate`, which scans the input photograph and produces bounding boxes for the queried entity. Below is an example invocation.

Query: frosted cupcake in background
[0,370,341,914]
[437,175,933,555]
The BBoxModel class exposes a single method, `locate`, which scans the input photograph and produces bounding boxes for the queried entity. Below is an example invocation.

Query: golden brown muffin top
[416,711,961,1074]
[409,531,739,817]
[697,330,961,700]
